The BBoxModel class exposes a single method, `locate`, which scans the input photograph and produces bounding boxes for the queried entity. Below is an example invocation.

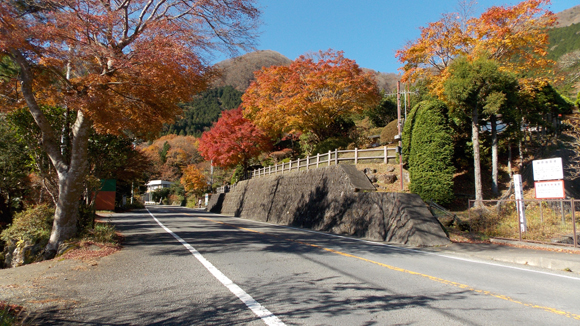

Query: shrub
[186,195,199,208]
[298,132,317,156]
[125,201,145,209]
[365,96,397,127]
[168,194,184,206]
[313,137,350,154]
[380,119,399,145]
[84,222,118,244]
[0,204,54,243]
[230,165,244,184]
[407,100,455,204]
[151,188,170,203]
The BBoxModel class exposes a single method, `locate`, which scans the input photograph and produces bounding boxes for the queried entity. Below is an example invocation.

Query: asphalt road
[37,206,580,325]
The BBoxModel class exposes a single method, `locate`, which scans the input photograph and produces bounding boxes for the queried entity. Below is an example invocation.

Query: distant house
[144,180,172,204]
[146,180,172,193]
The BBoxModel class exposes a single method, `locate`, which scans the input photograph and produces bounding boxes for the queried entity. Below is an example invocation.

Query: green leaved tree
[444,57,518,204]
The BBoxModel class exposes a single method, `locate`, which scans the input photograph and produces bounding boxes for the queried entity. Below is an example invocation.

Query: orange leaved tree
[0,1,259,256]
[396,0,555,95]
[242,50,380,142]
[198,107,272,171]
[180,165,207,197]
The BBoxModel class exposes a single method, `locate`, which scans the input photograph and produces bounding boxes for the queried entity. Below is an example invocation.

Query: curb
[484,239,580,274]
[489,238,580,253]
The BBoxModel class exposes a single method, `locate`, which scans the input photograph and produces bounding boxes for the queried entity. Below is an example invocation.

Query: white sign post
[513,174,527,233]
[532,158,563,181]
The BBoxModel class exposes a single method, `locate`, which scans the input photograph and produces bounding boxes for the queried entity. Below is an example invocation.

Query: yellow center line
[194,215,580,320]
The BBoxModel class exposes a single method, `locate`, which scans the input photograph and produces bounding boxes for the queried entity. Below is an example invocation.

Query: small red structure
[95,179,116,211]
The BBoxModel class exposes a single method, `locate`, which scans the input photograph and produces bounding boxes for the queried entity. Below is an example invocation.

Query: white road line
[145,207,285,326]
[180,208,580,282]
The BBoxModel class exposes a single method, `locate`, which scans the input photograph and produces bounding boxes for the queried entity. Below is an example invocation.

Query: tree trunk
[472,107,483,207]
[491,115,499,196]
[46,111,90,256]
[11,50,90,258]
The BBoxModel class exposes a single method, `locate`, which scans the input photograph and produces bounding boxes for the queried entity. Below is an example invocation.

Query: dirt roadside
[0,247,118,324]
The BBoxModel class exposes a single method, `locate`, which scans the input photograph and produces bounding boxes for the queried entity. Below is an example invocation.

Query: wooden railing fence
[250,146,397,179]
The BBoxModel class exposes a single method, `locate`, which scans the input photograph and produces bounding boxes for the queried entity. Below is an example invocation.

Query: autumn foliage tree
[0,0,260,256]
[140,135,202,181]
[242,50,380,142]
[180,165,207,197]
[396,0,556,95]
[397,0,556,203]
[198,107,272,171]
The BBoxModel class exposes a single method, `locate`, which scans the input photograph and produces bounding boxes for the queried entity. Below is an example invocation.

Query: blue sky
[223,0,578,74]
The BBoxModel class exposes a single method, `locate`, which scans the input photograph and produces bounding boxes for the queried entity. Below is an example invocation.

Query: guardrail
[250,146,398,178]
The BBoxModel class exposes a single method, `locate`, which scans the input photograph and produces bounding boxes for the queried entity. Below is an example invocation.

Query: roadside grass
[80,218,119,244]
[0,302,24,326]
[442,201,579,245]
[59,217,122,262]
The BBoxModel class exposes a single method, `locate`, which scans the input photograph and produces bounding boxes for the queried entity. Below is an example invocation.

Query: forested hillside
[162,86,243,137]
[548,22,580,60]
[549,5,580,98]
[213,50,292,91]
[163,51,402,137]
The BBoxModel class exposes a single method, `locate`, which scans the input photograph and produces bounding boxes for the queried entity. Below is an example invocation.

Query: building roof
[146,180,172,186]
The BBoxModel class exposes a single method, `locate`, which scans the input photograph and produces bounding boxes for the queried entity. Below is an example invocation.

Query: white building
[146,180,172,193]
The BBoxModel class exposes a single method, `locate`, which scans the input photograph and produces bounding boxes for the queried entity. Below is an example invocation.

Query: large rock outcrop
[208,165,449,247]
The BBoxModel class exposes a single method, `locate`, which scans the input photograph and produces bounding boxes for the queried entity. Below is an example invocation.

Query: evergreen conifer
[407,100,454,204]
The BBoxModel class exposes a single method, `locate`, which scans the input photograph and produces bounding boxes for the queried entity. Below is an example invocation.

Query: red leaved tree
[0,0,260,256]
[198,107,272,171]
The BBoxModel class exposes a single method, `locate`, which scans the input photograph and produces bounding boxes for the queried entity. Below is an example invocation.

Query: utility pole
[397,81,404,191]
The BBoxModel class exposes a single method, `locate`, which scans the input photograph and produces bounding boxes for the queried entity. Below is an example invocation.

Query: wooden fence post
[328,150,331,166]
[316,153,320,168]
[335,149,338,165]
[355,148,358,164]
[384,146,387,164]
[306,156,309,170]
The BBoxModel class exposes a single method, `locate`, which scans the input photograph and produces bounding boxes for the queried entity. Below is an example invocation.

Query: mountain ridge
[555,4,580,28]
[213,50,401,92]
